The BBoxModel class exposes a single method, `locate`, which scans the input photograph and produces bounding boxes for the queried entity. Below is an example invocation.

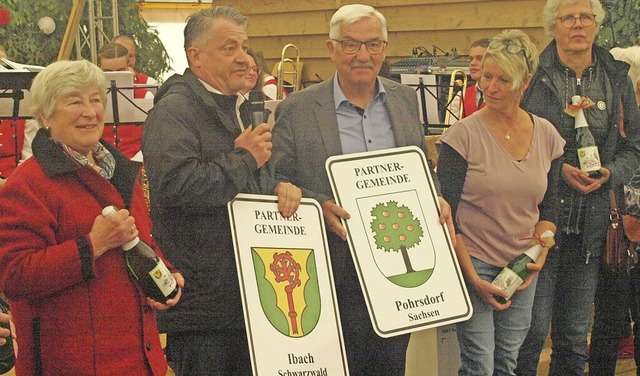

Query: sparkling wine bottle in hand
[0,295,15,374]
[102,206,178,303]
[491,230,555,304]
[572,95,602,178]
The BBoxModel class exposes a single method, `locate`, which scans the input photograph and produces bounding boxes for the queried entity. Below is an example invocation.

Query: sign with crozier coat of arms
[229,194,348,375]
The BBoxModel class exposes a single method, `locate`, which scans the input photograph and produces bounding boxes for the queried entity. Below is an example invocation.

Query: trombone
[275,44,301,100]
[443,69,468,125]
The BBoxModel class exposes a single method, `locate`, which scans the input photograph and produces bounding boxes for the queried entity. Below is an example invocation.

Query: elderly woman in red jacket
[0,59,184,375]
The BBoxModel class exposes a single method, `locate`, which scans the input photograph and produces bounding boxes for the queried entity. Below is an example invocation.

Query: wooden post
[57,0,87,61]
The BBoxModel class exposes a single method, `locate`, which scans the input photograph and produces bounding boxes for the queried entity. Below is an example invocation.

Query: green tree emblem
[370,201,424,273]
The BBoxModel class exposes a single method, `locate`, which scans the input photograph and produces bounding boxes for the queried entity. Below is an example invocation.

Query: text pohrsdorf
[396,292,445,322]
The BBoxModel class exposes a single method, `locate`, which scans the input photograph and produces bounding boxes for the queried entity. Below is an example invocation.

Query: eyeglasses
[501,41,532,73]
[557,13,596,28]
[248,66,260,74]
[331,38,387,55]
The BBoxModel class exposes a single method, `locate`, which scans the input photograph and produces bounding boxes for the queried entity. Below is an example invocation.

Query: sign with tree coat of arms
[229,194,348,375]
[326,146,472,337]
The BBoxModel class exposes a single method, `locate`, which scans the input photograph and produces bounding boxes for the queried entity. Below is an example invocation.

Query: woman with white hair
[0,60,184,375]
[514,0,640,375]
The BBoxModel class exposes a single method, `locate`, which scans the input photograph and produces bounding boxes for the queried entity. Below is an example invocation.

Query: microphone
[246,91,268,194]
[249,90,265,127]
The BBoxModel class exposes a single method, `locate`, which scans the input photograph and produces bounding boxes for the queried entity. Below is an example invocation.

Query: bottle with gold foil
[102,206,178,303]
[572,95,602,178]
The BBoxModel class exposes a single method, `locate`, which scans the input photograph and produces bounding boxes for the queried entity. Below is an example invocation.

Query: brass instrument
[275,44,301,100]
[443,69,468,125]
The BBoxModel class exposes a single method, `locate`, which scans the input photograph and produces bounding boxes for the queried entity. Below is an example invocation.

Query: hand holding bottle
[453,233,511,310]
[89,207,138,259]
[0,296,15,374]
[0,313,10,346]
[146,272,184,310]
[570,95,601,178]
[516,233,556,292]
[102,206,180,304]
[473,277,513,311]
[562,162,609,195]
[491,230,555,304]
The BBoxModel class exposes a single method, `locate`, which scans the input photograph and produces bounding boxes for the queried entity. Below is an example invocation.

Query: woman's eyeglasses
[501,41,532,73]
[557,13,596,29]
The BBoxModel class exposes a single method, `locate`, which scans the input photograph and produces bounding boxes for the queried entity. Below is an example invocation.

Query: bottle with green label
[491,230,554,304]
[572,95,602,178]
[102,206,178,303]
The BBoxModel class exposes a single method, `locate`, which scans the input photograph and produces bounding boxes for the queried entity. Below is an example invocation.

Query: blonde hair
[30,60,108,126]
[484,29,539,90]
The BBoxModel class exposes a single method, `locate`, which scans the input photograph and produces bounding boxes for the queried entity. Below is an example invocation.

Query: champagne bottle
[0,295,15,374]
[491,230,554,304]
[572,95,602,178]
[101,206,178,303]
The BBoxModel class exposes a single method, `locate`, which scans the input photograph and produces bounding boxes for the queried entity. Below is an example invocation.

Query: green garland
[597,0,640,48]
[0,0,171,81]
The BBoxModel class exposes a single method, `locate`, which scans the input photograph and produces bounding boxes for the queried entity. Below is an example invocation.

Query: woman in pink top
[437,30,565,375]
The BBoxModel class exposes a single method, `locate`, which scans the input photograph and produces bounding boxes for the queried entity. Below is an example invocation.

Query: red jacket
[0,129,170,375]
[0,118,26,177]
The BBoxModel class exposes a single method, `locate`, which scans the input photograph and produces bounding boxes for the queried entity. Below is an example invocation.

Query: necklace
[504,131,511,140]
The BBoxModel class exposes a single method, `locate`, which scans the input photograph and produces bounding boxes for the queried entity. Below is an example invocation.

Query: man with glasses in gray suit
[268,4,454,375]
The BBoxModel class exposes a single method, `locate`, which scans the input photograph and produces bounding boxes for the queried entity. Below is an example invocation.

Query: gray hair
[329,4,388,41]
[30,60,108,126]
[484,29,539,90]
[542,0,605,37]
[184,6,247,51]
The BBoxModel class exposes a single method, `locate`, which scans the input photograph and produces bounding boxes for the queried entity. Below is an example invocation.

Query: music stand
[103,71,154,149]
[400,73,443,135]
[0,71,38,169]
[401,69,469,135]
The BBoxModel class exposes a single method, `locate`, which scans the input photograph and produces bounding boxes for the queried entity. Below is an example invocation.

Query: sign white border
[229,194,349,375]
[326,146,472,337]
